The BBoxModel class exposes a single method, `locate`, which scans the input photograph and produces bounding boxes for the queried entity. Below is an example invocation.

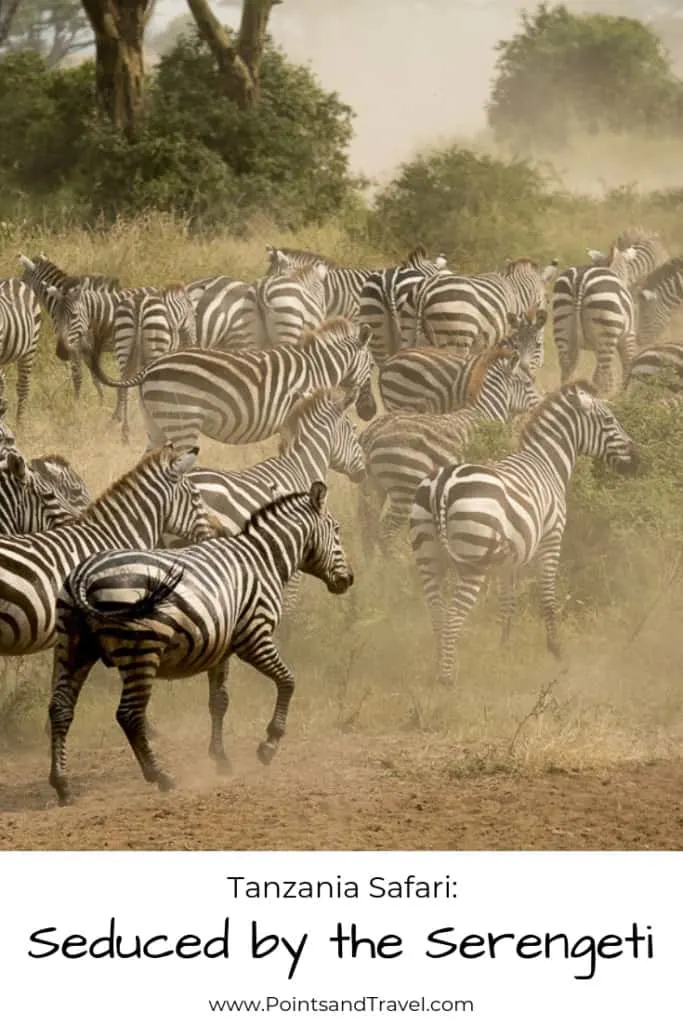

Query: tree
[0,0,22,46]
[0,0,91,66]
[488,3,683,151]
[185,0,282,108]
[80,0,155,140]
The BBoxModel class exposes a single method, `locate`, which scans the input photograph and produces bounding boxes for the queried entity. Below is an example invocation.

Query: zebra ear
[5,451,28,483]
[587,249,606,264]
[572,386,595,412]
[641,289,657,302]
[313,261,328,281]
[540,261,559,283]
[536,308,548,328]
[506,312,520,330]
[309,480,328,514]
[18,254,35,271]
[46,285,61,298]
[358,323,373,346]
[168,446,199,476]
[434,253,448,270]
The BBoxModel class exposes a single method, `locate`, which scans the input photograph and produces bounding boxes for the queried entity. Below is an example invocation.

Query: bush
[0,32,357,230]
[489,3,683,152]
[370,144,552,269]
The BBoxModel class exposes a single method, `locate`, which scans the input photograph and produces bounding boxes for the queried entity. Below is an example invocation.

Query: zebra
[0,443,221,658]
[265,244,383,320]
[193,277,249,349]
[358,246,449,363]
[636,258,683,349]
[230,262,329,349]
[90,316,377,450]
[358,347,541,549]
[48,482,354,803]
[0,278,41,425]
[0,450,89,535]
[587,227,668,290]
[625,342,683,394]
[109,284,197,444]
[185,386,365,535]
[18,254,120,401]
[409,381,638,685]
[378,307,548,413]
[552,245,637,394]
[413,257,557,356]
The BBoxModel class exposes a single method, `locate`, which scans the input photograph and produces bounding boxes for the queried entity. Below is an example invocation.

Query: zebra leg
[121,391,130,444]
[378,497,409,553]
[48,635,99,806]
[207,658,232,774]
[115,660,174,791]
[0,370,6,415]
[537,533,563,659]
[15,349,35,426]
[238,635,295,766]
[82,340,105,403]
[439,569,487,686]
[593,343,617,396]
[281,571,302,618]
[356,477,384,559]
[69,350,83,401]
[498,569,518,645]
[617,332,637,388]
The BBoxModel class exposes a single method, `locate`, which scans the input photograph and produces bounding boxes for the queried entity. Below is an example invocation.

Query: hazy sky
[150,2,683,182]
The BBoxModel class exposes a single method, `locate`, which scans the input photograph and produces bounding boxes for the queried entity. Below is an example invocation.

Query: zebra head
[327,389,366,482]
[566,383,638,474]
[468,348,542,421]
[0,451,84,532]
[506,307,548,376]
[46,283,88,362]
[28,454,91,513]
[279,388,366,483]
[299,481,354,594]
[150,444,226,543]
[346,322,377,421]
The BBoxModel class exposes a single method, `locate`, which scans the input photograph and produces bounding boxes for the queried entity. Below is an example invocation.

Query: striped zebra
[265,244,383,320]
[231,262,329,349]
[108,285,197,444]
[0,278,41,424]
[90,316,377,450]
[358,347,541,548]
[625,342,683,394]
[552,245,637,394]
[358,246,449,363]
[186,386,365,535]
[18,254,120,401]
[192,277,248,349]
[0,443,221,658]
[378,308,547,413]
[636,258,683,348]
[0,450,89,535]
[48,483,354,802]
[409,381,637,685]
[587,228,668,290]
[413,257,557,356]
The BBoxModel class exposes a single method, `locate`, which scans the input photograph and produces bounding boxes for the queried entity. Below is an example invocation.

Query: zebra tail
[74,563,185,622]
[91,317,150,391]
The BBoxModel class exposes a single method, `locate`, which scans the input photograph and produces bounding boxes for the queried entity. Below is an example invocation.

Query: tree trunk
[81,1,155,140]
[186,0,282,109]
[0,0,23,47]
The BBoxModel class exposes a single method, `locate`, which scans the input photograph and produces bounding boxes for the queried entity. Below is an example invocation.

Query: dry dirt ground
[1,731,682,851]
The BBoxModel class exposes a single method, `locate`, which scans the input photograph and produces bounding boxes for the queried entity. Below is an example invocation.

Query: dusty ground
[1,731,682,851]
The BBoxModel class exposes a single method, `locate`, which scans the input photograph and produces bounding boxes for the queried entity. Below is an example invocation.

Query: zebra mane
[466,346,516,403]
[29,453,73,471]
[639,256,683,292]
[279,387,348,445]
[242,488,316,537]
[615,227,661,248]
[520,379,598,440]
[289,262,326,285]
[504,257,538,275]
[72,448,168,519]
[298,316,355,349]
[272,246,338,268]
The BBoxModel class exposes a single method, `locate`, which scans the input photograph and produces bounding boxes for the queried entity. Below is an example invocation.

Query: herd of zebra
[0,226,682,806]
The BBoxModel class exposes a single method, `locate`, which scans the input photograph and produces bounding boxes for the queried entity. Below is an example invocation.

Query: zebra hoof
[215,757,233,777]
[157,773,175,792]
[57,789,73,807]
[257,741,277,766]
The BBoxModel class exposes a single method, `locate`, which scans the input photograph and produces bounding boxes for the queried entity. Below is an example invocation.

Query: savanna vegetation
[1,2,683,799]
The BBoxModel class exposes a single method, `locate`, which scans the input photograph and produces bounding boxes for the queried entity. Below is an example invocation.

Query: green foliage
[488,3,683,151]
[0,31,356,230]
[563,388,683,608]
[370,143,552,268]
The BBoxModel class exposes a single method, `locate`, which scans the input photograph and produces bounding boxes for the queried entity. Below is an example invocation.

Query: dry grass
[0,211,682,785]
